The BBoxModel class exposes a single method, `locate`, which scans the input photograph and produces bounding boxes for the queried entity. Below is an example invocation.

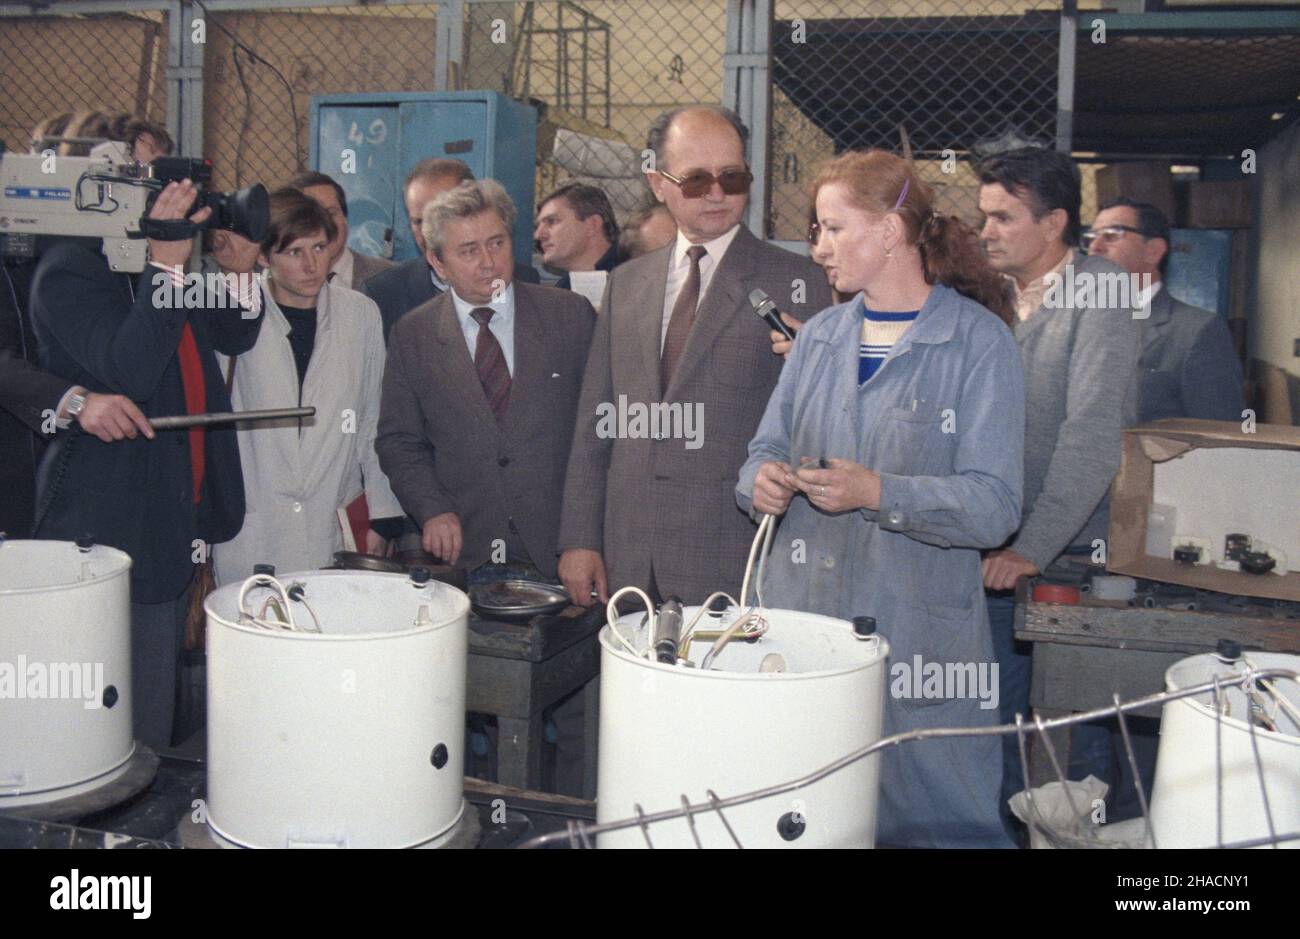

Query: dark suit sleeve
[32,251,185,401]
[205,285,264,357]
[32,249,257,400]
[557,276,614,553]
[1181,314,1245,422]
[363,267,415,345]
[375,324,460,527]
[1,268,70,432]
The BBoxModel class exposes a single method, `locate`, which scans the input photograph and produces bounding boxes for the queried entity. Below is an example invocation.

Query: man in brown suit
[376,180,596,577]
[558,106,833,605]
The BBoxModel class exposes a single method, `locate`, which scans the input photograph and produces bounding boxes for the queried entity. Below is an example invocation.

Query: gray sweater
[1009,253,1141,571]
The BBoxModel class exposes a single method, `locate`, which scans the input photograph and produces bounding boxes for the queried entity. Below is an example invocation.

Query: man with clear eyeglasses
[1084,198,1244,424]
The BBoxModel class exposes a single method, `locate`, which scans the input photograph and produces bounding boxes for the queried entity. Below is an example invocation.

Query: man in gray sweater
[975,148,1142,822]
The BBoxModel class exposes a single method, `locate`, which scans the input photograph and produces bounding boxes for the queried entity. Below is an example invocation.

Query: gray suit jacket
[558,225,833,602]
[1130,287,1244,425]
[350,249,398,290]
[376,281,596,577]
[1010,253,1142,570]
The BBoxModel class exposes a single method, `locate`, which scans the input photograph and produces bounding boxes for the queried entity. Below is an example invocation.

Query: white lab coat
[213,277,402,586]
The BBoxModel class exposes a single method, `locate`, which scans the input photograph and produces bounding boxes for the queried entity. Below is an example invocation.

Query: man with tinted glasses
[1085,198,1244,424]
[558,105,832,606]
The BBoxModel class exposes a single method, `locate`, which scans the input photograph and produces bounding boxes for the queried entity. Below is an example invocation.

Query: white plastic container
[204,569,469,848]
[1149,651,1300,848]
[0,539,134,806]
[597,606,889,848]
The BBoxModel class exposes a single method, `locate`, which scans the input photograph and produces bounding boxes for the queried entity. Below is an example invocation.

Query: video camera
[0,141,266,273]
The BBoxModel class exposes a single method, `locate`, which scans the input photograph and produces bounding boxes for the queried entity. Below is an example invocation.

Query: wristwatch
[66,391,88,422]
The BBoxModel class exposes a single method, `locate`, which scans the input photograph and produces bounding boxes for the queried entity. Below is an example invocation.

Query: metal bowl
[329,552,468,591]
[331,551,406,574]
[470,580,571,621]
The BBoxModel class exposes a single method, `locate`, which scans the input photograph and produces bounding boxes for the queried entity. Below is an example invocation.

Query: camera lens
[204,183,268,243]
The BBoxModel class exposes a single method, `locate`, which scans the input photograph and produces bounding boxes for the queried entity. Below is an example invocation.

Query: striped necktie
[471,307,510,423]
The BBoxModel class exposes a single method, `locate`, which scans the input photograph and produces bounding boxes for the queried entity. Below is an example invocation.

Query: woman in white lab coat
[214,190,402,585]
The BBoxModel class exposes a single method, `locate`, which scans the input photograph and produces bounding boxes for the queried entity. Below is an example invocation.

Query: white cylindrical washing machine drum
[204,570,469,848]
[0,539,133,807]
[1149,651,1300,849]
[597,606,889,848]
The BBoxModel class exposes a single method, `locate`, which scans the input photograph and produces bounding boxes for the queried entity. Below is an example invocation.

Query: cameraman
[1,113,171,535]
[29,179,264,748]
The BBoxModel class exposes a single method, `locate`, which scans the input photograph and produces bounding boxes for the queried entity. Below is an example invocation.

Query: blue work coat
[737,285,1025,848]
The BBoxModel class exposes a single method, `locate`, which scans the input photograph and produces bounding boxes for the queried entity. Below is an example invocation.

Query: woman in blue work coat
[737,150,1026,848]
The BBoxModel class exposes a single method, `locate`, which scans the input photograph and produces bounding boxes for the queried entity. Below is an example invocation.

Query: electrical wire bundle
[605,513,777,670]
[236,572,321,633]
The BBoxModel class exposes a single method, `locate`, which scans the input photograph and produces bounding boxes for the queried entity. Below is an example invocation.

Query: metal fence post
[167,0,204,157]
[725,0,773,238]
[1057,0,1077,153]
[436,0,466,91]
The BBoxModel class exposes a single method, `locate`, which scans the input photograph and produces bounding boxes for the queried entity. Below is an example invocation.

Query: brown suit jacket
[376,281,596,577]
[558,225,833,602]
[350,249,398,290]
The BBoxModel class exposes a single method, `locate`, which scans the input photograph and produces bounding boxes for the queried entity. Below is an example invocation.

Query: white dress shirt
[450,283,516,375]
[660,224,742,349]
[1136,277,1163,315]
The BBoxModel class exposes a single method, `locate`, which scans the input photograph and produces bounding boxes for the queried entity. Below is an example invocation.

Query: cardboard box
[1095,162,1176,225]
[1185,180,1253,229]
[1108,419,1300,602]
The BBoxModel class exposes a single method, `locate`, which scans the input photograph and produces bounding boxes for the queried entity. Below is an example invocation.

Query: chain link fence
[11,1,1289,248]
[201,4,440,190]
[0,8,169,157]
[473,0,727,224]
[769,0,1061,241]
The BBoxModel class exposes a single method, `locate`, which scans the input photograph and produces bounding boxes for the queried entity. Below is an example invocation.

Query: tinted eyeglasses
[658,167,754,199]
[1081,224,1149,252]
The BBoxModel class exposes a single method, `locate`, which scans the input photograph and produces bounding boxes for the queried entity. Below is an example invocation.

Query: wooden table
[1014,576,1299,786]
[465,602,605,797]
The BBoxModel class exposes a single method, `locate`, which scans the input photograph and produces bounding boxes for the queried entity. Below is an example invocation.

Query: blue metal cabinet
[310,92,538,267]
[1166,228,1234,317]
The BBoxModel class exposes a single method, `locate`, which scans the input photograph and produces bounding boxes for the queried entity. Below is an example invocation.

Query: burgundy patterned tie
[471,307,511,423]
[660,244,707,392]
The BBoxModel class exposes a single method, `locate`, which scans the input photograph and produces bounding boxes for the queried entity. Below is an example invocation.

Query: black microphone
[749,288,795,342]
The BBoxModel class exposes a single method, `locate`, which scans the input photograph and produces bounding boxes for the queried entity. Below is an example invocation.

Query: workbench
[466,602,604,797]
[1014,573,1300,787]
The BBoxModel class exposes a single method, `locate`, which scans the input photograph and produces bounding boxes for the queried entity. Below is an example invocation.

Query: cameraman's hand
[77,393,154,442]
[147,180,212,269]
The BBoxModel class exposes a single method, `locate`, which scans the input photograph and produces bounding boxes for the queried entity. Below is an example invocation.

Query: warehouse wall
[1249,119,1300,425]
